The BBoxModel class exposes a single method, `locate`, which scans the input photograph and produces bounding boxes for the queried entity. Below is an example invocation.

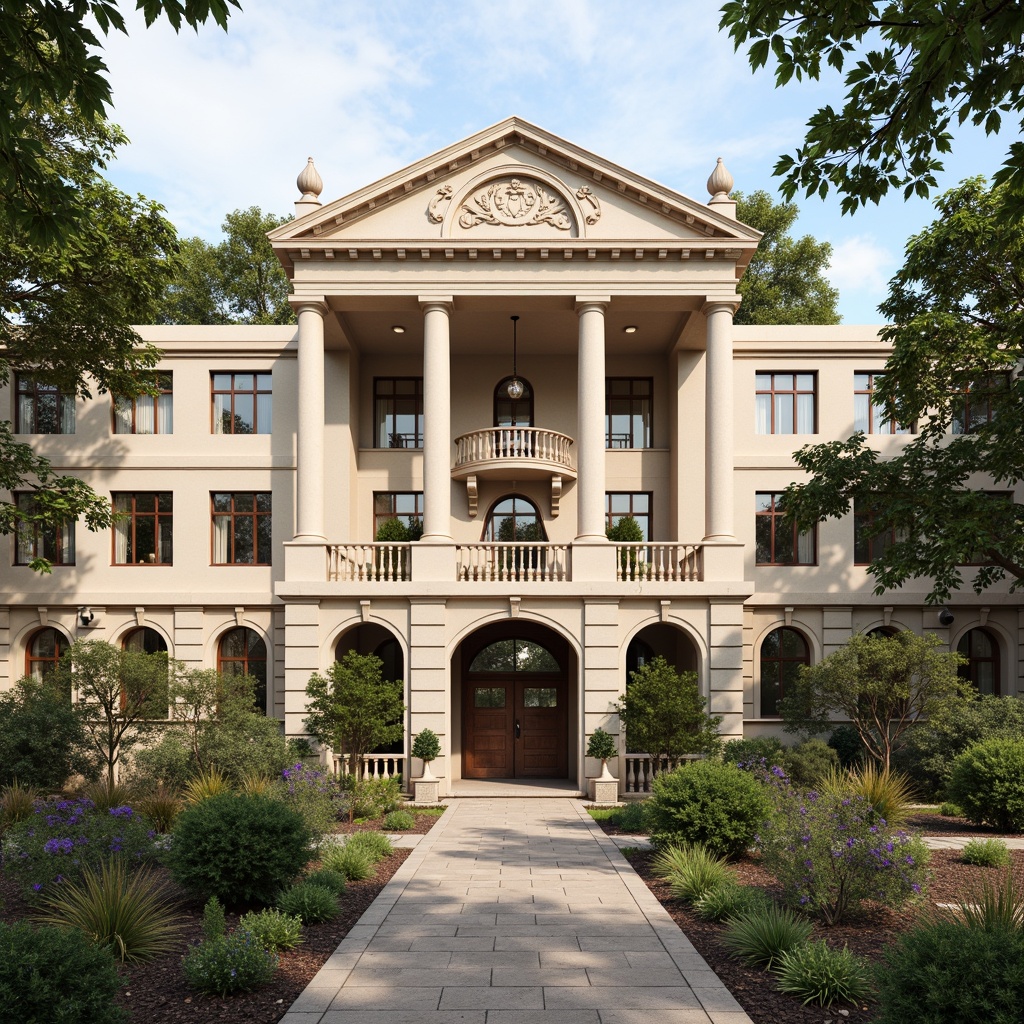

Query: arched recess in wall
[483,494,546,542]
[494,377,534,428]
[120,626,171,718]
[758,626,811,719]
[25,626,70,680]
[334,623,406,754]
[957,626,1002,696]
[217,626,268,715]
[621,623,701,753]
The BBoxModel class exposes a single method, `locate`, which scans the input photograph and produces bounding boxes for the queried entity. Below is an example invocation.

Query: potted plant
[587,727,617,781]
[412,728,441,781]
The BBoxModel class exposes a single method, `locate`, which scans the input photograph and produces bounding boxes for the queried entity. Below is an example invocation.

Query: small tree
[54,640,169,785]
[607,515,645,578]
[614,656,722,773]
[780,631,970,772]
[304,651,405,818]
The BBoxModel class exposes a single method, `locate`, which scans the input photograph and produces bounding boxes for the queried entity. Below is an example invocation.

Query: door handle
[515,719,521,739]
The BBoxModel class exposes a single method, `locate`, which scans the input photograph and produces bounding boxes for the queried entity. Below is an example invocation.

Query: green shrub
[646,760,770,859]
[961,838,1012,868]
[202,896,226,941]
[775,940,871,1006]
[940,801,964,817]
[652,843,735,904]
[238,908,304,950]
[130,733,194,790]
[383,809,415,831]
[948,738,1024,831]
[722,736,786,771]
[785,739,840,788]
[0,921,127,1024]
[586,728,617,761]
[276,882,339,924]
[182,931,278,997]
[343,830,393,862]
[615,801,647,833]
[693,882,773,922]
[827,725,864,769]
[34,859,181,963]
[411,728,441,764]
[721,905,813,970]
[321,842,374,881]
[270,763,342,840]
[0,678,96,790]
[305,868,347,895]
[348,776,402,819]
[198,712,291,786]
[166,793,311,909]
[874,920,1024,1024]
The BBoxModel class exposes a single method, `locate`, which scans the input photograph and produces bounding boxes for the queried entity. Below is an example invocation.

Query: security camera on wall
[938,608,955,626]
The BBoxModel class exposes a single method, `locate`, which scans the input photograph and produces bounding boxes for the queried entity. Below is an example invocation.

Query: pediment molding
[271,117,760,250]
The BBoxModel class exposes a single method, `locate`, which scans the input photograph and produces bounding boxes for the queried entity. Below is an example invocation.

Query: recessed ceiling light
[391,325,406,334]
[624,325,638,334]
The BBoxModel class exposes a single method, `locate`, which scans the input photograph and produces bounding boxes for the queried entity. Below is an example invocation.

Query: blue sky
[99,0,1010,324]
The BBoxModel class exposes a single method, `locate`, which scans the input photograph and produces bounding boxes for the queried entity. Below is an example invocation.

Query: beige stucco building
[2,119,1021,796]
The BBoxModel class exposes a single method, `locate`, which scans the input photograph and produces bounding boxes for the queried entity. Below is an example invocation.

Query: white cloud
[826,235,898,323]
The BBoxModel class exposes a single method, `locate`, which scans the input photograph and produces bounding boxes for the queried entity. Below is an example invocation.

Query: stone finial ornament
[297,157,323,201]
[706,157,734,200]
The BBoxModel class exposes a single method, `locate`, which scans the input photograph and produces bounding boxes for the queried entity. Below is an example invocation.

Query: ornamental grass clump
[721,905,813,970]
[276,882,339,924]
[756,777,929,926]
[953,871,1024,931]
[271,762,343,840]
[321,842,374,882]
[383,809,415,831]
[652,843,735,904]
[305,867,347,895]
[774,939,871,1006]
[34,858,181,963]
[961,838,1012,869]
[2,797,156,896]
[0,780,39,833]
[238,908,304,950]
[133,785,182,834]
[343,829,393,862]
[693,881,772,922]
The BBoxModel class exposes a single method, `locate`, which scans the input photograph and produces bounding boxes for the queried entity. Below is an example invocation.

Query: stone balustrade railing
[327,543,411,582]
[614,543,703,582]
[453,426,574,469]
[331,752,406,783]
[457,543,570,582]
[623,752,703,793]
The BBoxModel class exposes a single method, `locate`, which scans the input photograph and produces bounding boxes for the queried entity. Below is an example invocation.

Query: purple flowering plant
[271,763,342,840]
[0,796,156,897]
[755,772,930,926]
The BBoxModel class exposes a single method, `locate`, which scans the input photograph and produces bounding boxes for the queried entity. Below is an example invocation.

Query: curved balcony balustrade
[452,426,576,516]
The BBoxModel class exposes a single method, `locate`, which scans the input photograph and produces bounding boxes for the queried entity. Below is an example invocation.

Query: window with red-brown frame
[755,372,816,434]
[113,492,172,564]
[211,373,272,434]
[853,373,912,434]
[211,492,271,565]
[14,493,75,566]
[26,627,69,679]
[951,375,1008,434]
[760,627,810,717]
[605,378,653,448]
[957,627,1001,696]
[755,492,815,565]
[114,373,173,434]
[15,374,75,434]
[218,627,268,714]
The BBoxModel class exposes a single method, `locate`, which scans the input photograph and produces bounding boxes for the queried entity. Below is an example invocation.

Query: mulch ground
[603,813,1024,1024]
[0,809,444,1024]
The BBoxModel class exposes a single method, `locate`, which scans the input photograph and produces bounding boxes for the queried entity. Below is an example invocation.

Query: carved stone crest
[427,184,454,223]
[458,177,572,230]
[575,186,602,225]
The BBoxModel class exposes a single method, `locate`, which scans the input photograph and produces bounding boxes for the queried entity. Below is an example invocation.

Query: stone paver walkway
[282,798,753,1024]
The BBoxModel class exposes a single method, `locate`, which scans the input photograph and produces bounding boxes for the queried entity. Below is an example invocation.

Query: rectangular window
[212,373,272,434]
[113,492,173,564]
[15,375,75,434]
[374,378,423,448]
[853,497,896,565]
[605,378,653,448]
[14,493,75,566]
[951,375,1006,434]
[373,492,423,538]
[853,373,912,434]
[755,492,815,565]
[755,372,816,434]
[605,492,651,540]
[211,492,272,565]
[114,373,173,434]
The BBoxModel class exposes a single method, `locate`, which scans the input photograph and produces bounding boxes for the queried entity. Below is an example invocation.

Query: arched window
[218,627,268,714]
[122,627,168,655]
[958,628,1000,696]
[626,637,655,680]
[494,377,534,428]
[866,626,898,639]
[334,630,405,754]
[760,627,810,718]
[468,638,560,673]
[26,627,68,680]
[483,495,545,543]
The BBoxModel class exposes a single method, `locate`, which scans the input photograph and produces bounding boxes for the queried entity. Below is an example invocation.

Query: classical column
[420,298,453,541]
[295,301,327,540]
[575,299,609,541]
[704,301,737,540]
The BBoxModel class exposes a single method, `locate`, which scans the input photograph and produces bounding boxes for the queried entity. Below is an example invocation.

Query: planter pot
[413,778,440,804]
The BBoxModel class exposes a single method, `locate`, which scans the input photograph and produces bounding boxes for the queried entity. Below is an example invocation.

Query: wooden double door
[463,677,568,779]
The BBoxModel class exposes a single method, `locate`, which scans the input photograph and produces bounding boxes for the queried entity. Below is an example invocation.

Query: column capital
[574,296,611,315]
[418,295,454,314]
[291,298,329,317]
[701,299,740,318]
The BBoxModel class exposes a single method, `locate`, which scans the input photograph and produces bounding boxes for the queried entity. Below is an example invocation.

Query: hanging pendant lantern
[507,315,524,399]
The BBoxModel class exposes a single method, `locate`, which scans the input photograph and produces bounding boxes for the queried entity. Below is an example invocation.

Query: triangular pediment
[270,117,759,270]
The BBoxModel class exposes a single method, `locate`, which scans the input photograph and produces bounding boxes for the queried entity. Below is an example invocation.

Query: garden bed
[0,809,443,1024]
[614,836,1024,1023]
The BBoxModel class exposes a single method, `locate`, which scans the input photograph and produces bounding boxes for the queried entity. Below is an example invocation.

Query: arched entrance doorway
[458,623,572,779]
